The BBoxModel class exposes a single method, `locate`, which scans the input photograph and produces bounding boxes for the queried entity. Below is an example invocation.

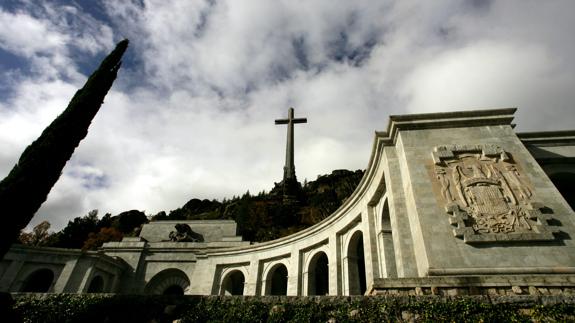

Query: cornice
[518,130,575,146]
[376,108,517,146]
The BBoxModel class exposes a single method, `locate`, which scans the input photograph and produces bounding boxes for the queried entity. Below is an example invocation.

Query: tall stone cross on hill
[275,107,307,184]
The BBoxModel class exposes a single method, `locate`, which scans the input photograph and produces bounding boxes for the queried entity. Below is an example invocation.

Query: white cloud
[2,0,575,231]
[0,10,66,56]
[401,42,546,110]
[0,3,113,82]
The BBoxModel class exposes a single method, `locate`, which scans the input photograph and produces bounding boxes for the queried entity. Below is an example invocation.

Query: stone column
[244,259,260,296]
[287,250,300,295]
[363,205,381,288]
[0,260,24,292]
[78,264,95,293]
[328,234,340,295]
[383,147,418,277]
[53,259,79,293]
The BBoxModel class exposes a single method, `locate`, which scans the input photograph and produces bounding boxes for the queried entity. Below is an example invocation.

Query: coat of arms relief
[431,144,557,243]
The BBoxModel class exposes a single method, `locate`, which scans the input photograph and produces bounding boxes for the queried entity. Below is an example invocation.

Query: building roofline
[518,130,575,145]
[6,244,130,269]
[376,108,517,145]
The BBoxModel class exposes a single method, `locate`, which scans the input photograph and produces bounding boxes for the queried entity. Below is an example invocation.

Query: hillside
[153,169,364,242]
[18,169,364,248]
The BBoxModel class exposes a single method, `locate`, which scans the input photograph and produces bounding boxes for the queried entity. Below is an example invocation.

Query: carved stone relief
[431,144,557,243]
[168,224,204,242]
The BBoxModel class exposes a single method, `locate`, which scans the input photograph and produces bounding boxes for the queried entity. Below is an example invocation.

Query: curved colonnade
[144,130,394,296]
[142,109,575,296]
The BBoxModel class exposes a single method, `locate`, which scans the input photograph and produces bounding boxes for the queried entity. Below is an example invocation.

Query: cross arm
[293,118,307,124]
[275,119,289,124]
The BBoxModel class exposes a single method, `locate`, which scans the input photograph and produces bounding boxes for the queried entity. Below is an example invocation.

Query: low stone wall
[369,275,575,297]
[6,293,575,322]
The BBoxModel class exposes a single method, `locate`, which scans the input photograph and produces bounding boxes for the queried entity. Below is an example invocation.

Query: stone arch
[265,263,288,295]
[346,230,366,295]
[549,172,575,210]
[20,268,54,292]
[145,268,190,295]
[220,270,245,295]
[87,275,105,293]
[307,251,329,296]
[378,199,397,278]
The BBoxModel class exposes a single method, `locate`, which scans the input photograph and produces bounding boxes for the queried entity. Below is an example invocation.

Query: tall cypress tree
[0,39,129,258]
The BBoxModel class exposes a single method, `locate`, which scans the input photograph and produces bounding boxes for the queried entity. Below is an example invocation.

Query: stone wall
[0,245,127,293]
[369,275,575,296]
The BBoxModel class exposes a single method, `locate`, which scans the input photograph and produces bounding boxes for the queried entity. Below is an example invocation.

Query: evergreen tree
[114,210,148,234]
[0,40,129,258]
[96,213,113,230]
[54,210,100,249]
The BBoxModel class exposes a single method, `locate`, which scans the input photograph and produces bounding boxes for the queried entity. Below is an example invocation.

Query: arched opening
[21,268,54,293]
[380,200,397,278]
[87,275,104,293]
[221,270,245,295]
[144,268,190,295]
[307,252,329,296]
[550,172,575,210]
[347,231,366,295]
[163,285,184,295]
[267,264,288,295]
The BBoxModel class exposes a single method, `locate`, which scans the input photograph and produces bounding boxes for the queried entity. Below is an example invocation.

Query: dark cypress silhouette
[0,39,129,258]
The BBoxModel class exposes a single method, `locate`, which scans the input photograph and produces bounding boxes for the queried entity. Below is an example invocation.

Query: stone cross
[275,107,307,181]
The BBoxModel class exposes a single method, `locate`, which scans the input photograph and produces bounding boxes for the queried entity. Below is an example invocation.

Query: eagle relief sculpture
[431,144,557,243]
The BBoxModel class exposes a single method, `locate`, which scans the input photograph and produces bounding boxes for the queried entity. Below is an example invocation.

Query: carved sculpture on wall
[431,144,556,243]
[169,224,204,242]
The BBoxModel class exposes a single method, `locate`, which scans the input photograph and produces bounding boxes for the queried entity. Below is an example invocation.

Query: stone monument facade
[1,108,574,297]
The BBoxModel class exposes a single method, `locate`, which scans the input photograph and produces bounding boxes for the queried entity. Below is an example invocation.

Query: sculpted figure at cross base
[169,224,204,242]
[430,144,557,244]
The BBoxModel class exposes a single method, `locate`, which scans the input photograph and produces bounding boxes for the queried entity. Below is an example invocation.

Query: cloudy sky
[1,0,574,230]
